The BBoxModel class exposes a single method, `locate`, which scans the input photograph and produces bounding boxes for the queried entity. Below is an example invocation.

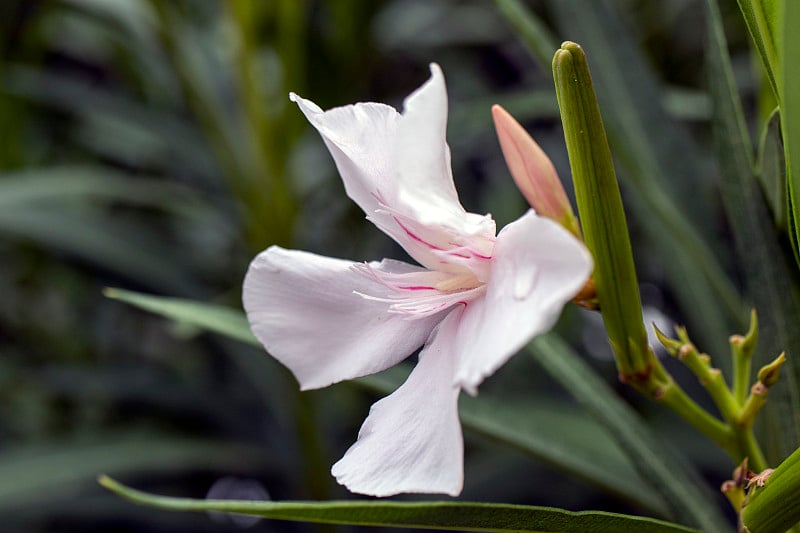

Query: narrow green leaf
[0,434,258,512]
[460,396,664,513]
[150,2,296,249]
[104,288,257,345]
[756,109,786,227]
[529,335,731,532]
[106,290,665,512]
[782,0,800,269]
[0,207,198,294]
[493,0,558,69]
[735,0,781,100]
[99,476,699,533]
[0,167,207,216]
[491,2,712,124]
[2,68,213,177]
[705,0,800,462]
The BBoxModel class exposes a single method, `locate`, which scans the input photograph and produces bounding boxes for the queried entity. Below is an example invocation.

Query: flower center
[434,272,481,293]
[352,264,486,319]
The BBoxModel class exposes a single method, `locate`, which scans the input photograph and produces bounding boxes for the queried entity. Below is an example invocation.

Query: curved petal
[290,93,399,220]
[454,211,593,393]
[389,64,497,269]
[331,309,464,497]
[393,63,460,221]
[292,67,496,278]
[243,246,442,390]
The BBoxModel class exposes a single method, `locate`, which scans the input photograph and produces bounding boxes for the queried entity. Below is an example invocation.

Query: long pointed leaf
[705,0,800,462]
[0,208,199,294]
[0,434,259,512]
[0,167,209,216]
[2,68,213,177]
[104,288,255,344]
[99,476,698,533]
[735,0,780,99]
[782,0,800,269]
[529,335,731,532]
[756,109,786,227]
[493,0,557,69]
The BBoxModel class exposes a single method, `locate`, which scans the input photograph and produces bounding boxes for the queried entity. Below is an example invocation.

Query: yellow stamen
[435,273,480,293]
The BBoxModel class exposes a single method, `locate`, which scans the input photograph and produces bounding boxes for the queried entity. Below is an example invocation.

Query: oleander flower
[242,64,592,497]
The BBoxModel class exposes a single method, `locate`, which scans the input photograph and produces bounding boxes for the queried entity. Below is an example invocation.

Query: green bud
[734,309,759,359]
[653,324,682,357]
[757,352,787,388]
[732,309,759,405]
[552,41,649,377]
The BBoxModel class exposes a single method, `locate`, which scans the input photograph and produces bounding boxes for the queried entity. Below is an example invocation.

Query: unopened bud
[757,352,786,388]
[652,324,682,357]
[742,309,759,354]
[731,309,758,358]
[492,104,581,237]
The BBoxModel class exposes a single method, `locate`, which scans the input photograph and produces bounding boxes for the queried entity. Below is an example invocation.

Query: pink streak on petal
[393,217,444,251]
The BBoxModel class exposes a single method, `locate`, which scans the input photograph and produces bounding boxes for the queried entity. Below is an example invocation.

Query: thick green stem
[739,384,768,428]
[738,428,768,473]
[732,338,754,405]
[676,343,740,424]
[653,376,736,456]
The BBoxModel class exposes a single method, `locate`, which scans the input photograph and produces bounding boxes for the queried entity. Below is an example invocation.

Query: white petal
[331,309,464,496]
[242,246,442,390]
[391,63,495,256]
[393,64,461,221]
[389,64,497,267]
[454,211,593,392]
[290,93,400,220]
[292,68,496,278]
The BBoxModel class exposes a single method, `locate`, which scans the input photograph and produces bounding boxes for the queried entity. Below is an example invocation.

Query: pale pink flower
[243,64,592,497]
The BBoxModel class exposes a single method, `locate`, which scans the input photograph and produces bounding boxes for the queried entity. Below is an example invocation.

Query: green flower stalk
[654,320,779,473]
[739,353,787,433]
[731,309,758,405]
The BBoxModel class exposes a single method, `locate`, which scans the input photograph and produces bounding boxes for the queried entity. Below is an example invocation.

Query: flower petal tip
[428,62,443,77]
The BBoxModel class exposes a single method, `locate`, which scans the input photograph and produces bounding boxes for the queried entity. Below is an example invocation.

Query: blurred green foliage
[0,0,788,531]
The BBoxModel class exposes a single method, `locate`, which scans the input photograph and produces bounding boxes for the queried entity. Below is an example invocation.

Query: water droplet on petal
[513,268,538,300]
[261,258,281,273]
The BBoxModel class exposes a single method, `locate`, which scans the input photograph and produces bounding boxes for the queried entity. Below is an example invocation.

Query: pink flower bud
[492,104,580,237]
